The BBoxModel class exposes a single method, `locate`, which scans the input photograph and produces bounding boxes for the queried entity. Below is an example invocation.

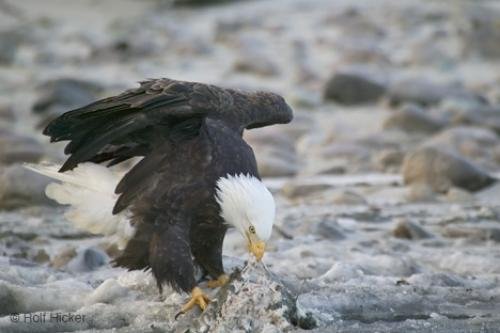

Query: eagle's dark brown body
[43,78,292,293]
[116,118,259,292]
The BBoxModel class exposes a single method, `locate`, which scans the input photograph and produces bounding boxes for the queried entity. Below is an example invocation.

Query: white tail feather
[24,163,135,249]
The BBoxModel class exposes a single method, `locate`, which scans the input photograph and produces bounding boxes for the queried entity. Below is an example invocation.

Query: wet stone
[323,71,386,105]
[402,147,496,193]
[0,164,54,209]
[0,135,45,165]
[392,219,433,240]
[32,78,104,128]
[50,246,77,269]
[383,104,445,134]
[387,78,482,107]
[315,220,346,240]
[281,182,332,199]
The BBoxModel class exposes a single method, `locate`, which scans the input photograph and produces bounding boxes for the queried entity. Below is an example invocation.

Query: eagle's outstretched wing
[44,78,293,173]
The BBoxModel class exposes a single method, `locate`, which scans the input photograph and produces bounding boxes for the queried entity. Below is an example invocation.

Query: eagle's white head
[216,174,275,261]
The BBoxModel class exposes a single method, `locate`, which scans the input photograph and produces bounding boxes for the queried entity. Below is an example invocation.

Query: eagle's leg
[191,224,228,288]
[179,287,211,314]
[150,224,210,315]
[207,274,229,288]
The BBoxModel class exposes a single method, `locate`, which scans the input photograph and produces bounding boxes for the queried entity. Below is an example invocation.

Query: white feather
[24,162,135,249]
[216,174,275,241]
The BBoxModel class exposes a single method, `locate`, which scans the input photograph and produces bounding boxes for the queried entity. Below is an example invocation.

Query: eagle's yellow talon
[207,274,229,288]
[179,287,211,315]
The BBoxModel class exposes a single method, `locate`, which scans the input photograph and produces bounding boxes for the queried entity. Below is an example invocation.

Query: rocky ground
[1,0,500,332]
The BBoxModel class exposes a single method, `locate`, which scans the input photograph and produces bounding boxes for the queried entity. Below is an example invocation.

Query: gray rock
[288,89,322,109]
[85,279,129,305]
[450,105,500,135]
[315,220,346,240]
[445,187,475,204]
[296,283,499,328]
[50,246,77,269]
[398,30,458,68]
[0,24,34,64]
[392,219,433,240]
[383,104,445,134]
[233,53,280,77]
[54,247,109,272]
[255,150,299,177]
[388,78,483,107]
[475,182,500,206]
[291,40,319,84]
[34,34,94,65]
[32,249,50,264]
[281,182,332,199]
[302,317,500,333]
[0,104,15,122]
[304,159,348,175]
[330,190,367,205]
[32,78,104,127]
[230,36,280,77]
[402,147,496,193]
[460,5,500,59]
[215,16,262,42]
[173,0,241,6]
[245,128,298,177]
[437,126,499,149]
[278,112,314,141]
[355,130,417,152]
[0,134,44,165]
[177,262,297,332]
[92,21,167,61]
[406,273,466,288]
[319,142,371,162]
[0,33,19,64]
[323,71,386,105]
[0,164,55,209]
[335,37,390,65]
[422,126,500,169]
[0,282,20,315]
[322,7,385,39]
[442,225,500,243]
[373,149,405,172]
[81,247,109,271]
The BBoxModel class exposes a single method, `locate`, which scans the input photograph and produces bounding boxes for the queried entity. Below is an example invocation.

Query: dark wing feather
[226,89,294,130]
[43,77,293,214]
[60,115,146,172]
[113,145,168,214]
[43,78,215,172]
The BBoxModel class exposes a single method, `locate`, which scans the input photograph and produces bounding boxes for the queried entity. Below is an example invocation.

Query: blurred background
[1,0,500,332]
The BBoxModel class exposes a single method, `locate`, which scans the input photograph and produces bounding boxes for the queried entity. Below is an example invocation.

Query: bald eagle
[28,78,293,314]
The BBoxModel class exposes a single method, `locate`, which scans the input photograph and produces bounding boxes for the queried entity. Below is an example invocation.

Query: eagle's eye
[249,226,256,234]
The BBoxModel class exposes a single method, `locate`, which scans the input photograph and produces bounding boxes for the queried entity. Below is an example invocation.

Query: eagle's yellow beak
[248,240,266,261]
